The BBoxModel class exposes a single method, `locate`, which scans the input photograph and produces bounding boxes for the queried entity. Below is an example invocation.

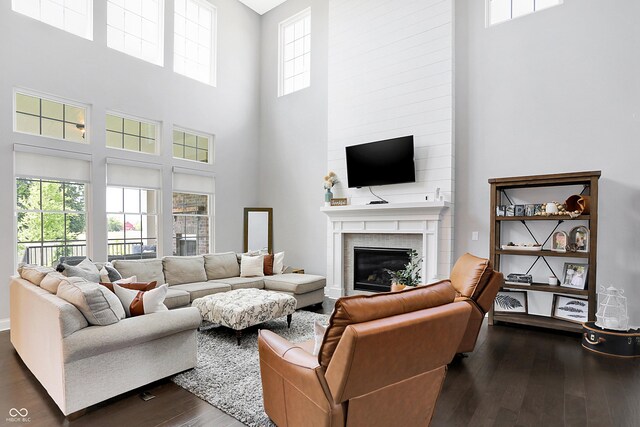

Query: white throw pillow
[114,275,138,284]
[273,252,285,275]
[240,255,264,277]
[113,283,168,317]
[99,266,111,283]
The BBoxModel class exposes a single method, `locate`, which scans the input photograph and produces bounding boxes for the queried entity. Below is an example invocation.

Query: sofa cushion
[164,288,191,309]
[263,274,325,295]
[209,277,264,290]
[18,264,55,286]
[240,255,264,278]
[171,282,232,301]
[112,259,165,285]
[98,264,122,283]
[318,281,456,369]
[163,256,207,285]
[450,253,493,299]
[204,252,240,280]
[62,307,202,363]
[114,284,169,317]
[40,271,68,293]
[56,277,126,326]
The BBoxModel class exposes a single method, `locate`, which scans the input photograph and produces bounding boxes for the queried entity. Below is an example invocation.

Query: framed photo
[551,231,568,252]
[534,204,544,215]
[552,295,588,323]
[496,205,506,217]
[505,205,515,217]
[494,290,527,313]
[569,226,589,253]
[514,205,525,216]
[525,204,535,216]
[330,198,348,206]
[561,262,588,290]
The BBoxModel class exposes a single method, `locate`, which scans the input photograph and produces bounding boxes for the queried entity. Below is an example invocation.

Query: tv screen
[345,136,416,188]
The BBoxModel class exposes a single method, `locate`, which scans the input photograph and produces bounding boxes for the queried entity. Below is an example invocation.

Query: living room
[2,0,639,426]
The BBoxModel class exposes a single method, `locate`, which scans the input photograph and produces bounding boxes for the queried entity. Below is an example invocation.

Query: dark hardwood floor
[1,299,638,427]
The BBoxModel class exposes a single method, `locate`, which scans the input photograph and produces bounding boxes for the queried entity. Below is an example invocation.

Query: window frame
[171,191,212,256]
[486,0,563,27]
[278,7,311,97]
[172,126,213,164]
[13,88,90,144]
[11,0,94,41]
[105,110,161,155]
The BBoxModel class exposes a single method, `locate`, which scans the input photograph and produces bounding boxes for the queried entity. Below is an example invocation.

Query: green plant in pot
[385,250,423,291]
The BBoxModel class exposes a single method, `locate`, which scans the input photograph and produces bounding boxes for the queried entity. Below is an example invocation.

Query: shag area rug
[172,310,329,427]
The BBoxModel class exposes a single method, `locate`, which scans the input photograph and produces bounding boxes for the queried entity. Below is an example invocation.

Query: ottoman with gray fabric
[192,288,297,344]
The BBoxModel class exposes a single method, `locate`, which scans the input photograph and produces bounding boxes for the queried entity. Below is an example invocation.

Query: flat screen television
[345,136,415,188]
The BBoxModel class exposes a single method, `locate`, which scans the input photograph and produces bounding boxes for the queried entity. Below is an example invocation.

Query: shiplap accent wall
[327,0,454,277]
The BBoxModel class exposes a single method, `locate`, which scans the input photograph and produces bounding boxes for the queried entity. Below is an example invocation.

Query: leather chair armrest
[258,329,319,369]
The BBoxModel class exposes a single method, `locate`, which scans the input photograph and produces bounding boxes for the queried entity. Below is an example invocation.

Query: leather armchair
[258,282,472,427]
[448,253,504,354]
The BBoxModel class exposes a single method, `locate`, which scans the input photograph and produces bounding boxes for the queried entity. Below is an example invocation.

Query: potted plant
[385,250,423,291]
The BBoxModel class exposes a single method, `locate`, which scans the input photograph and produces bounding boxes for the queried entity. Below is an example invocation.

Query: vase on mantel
[324,188,333,206]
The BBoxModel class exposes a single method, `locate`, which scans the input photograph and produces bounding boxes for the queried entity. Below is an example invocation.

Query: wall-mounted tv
[345,136,415,188]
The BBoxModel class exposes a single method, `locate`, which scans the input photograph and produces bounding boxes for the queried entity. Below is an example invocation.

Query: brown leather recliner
[258,281,472,427]
[448,253,504,354]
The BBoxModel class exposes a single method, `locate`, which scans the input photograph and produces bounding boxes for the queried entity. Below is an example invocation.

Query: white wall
[0,0,261,325]
[327,0,455,277]
[455,0,640,326]
[259,0,329,275]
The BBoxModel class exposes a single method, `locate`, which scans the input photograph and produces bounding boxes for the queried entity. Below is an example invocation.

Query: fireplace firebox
[353,247,412,292]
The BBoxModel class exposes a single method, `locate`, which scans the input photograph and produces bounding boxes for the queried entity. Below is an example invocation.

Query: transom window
[173,128,211,163]
[16,178,87,267]
[11,0,93,40]
[15,91,87,143]
[174,0,217,85]
[107,0,165,65]
[278,8,311,97]
[106,187,158,260]
[487,0,563,26]
[106,113,158,154]
[172,192,210,255]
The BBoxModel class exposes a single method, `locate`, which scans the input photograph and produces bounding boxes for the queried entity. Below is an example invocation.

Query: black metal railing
[22,242,157,266]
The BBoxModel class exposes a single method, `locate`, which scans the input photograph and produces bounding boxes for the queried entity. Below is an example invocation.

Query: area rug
[172,310,329,427]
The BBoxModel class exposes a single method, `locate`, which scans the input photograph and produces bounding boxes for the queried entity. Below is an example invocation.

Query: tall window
[106,113,158,154]
[106,187,158,260]
[487,0,563,26]
[174,0,216,85]
[15,91,87,143]
[11,0,93,40]
[172,192,210,255]
[16,179,86,267]
[278,8,311,96]
[107,0,165,65]
[173,128,211,163]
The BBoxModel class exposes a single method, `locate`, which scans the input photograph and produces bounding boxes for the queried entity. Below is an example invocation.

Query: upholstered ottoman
[192,288,297,344]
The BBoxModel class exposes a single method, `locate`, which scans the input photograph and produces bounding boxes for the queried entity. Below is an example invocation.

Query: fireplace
[353,247,411,293]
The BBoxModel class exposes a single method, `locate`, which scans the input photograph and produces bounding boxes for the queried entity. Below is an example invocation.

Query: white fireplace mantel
[321,201,451,298]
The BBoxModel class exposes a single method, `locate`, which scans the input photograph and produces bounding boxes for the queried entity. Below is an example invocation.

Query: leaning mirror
[244,207,273,253]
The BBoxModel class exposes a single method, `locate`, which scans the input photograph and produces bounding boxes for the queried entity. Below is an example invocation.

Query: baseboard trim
[0,318,10,331]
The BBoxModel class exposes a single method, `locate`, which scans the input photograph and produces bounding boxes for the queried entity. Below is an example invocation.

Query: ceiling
[236,0,288,15]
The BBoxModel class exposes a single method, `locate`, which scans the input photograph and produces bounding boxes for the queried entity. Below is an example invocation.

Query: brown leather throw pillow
[99,281,157,293]
[263,254,275,276]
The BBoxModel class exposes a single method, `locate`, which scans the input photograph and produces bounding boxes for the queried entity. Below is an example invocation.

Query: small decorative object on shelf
[561,262,588,290]
[569,226,589,253]
[505,273,533,285]
[551,231,569,252]
[323,171,339,207]
[330,198,348,206]
[595,286,629,331]
[548,276,559,286]
[514,205,525,216]
[501,242,542,251]
[545,202,559,214]
[384,249,422,291]
[496,205,506,216]
[525,204,535,216]
[565,194,590,215]
[506,205,515,216]
[494,291,527,313]
[553,295,589,323]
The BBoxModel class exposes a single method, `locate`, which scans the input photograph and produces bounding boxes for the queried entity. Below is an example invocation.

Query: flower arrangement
[384,250,423,287]
[323,171,339,190]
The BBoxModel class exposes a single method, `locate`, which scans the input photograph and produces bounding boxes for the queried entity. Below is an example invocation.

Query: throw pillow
[273,252,285,275]
[40,271,68,294]
[263,254,275,276]
[99,266,111,283]
[59,258,101,283]
[56,277,126,326]
[17,264,55,286]
[113,275,138,284]
[99,281,157,294]
[240,255,264,278]
[312,319,328,356]
[104,263,123,282]
[113,283,169,317]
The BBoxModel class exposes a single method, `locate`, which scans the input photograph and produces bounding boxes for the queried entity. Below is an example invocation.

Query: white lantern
[595,286,629,331]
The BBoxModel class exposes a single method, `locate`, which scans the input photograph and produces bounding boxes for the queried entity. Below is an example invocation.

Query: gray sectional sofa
[111,252,326,310]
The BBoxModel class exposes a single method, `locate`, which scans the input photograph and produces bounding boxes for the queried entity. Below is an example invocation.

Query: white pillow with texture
[273,252,285,275]
[240,255,264,278]
[99,266,111,283]
[114,275,138,284]
[113,283,168,317]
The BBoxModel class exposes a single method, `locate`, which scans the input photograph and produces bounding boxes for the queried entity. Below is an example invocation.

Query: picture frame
[569,226,589,253]
[514,205,525,216]
[561,262,588,290]
[525,204,535,216]
[505,205,515,217]
[494,290,528,313]
[330,198,348,206]
[496,205,506,216]
[552,295,589,324]
[551,231,568,252]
